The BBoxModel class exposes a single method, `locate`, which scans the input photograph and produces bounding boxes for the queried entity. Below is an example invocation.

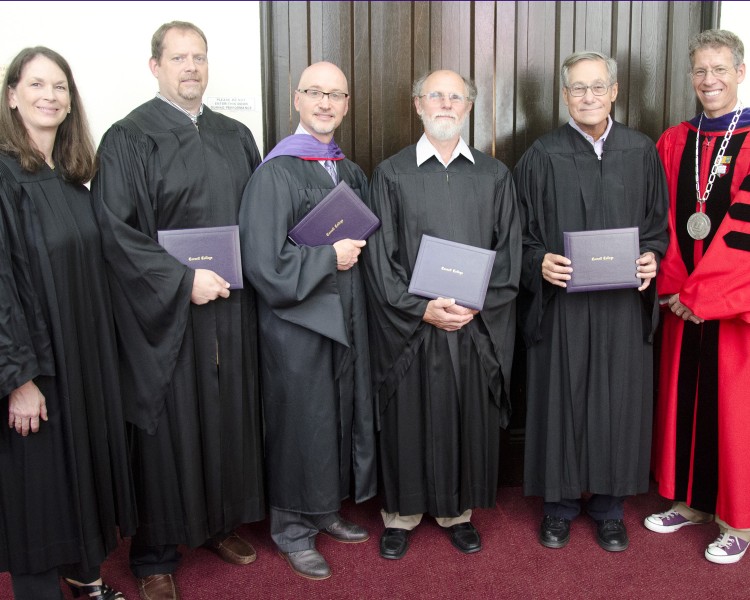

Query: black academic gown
[239,156,376,514]
[92,99,264,546]
[364,145,521,517]
[0,155,135,574]
[514,122,669,502]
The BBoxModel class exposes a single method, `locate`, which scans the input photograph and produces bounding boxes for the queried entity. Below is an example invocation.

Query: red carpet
[2,486,749,599]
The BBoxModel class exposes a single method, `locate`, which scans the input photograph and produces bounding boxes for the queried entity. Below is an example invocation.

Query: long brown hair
[0,46,96,184]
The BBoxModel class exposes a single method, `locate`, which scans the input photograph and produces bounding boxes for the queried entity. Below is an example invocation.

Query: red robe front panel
[654,112,750,528]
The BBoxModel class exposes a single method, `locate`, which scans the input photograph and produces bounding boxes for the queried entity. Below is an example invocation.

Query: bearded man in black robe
[513,51,668,553]
[239,62,375,581]
[92,21,264,600]
[363,70,521,560]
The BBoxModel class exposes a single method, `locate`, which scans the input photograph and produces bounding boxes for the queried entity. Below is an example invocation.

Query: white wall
[0,1,265,152]
[721,1,750,107]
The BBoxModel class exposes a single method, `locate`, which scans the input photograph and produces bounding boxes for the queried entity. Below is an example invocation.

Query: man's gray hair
[560,51,618,88]
[412,70,478,103]
[689,29,744,69]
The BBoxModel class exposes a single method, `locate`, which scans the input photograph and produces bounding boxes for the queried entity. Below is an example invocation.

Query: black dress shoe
[448,522,482,554]
[321,518,369,543]
[280,549,331,580]
[596,519,629,552]
[380,528,409,559]
[539,515,571,549]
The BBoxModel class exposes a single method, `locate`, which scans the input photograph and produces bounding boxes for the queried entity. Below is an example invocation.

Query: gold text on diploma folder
[326,219,344,237]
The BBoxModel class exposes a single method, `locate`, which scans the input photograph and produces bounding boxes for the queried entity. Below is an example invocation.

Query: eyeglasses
[689,66,734,81]
[418,91,468,104]
[297,89,349,102]
[566,83,611,97]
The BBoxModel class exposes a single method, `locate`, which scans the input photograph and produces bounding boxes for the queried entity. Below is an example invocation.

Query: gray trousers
[270,507,338,553]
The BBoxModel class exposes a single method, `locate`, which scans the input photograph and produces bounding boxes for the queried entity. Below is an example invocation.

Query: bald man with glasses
[239,61,375,581]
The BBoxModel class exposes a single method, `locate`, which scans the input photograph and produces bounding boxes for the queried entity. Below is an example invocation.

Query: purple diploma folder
[157,225,243,289]
[408,235,496,311]
[287,180,380,246]
[563,227,640,293]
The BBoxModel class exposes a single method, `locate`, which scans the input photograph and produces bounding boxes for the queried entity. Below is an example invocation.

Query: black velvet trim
[728,202,750,222]
[741,174,750,192]
[723,231,750,252]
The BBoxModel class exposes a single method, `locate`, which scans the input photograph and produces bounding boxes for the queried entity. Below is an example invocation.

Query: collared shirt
[156,92,204,126]
[295,124,337,180]
[568,115,613,159]
[416,133,475,168]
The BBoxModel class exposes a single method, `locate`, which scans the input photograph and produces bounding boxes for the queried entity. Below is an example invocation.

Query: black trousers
[129,537,182,578]
[11,569,64,600]
[544,494,626,520]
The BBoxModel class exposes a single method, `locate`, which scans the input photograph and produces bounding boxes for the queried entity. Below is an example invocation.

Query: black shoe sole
[539,534,570,549]
[450,539,482,554]
[596,538,629,552]
[380,549,407,560]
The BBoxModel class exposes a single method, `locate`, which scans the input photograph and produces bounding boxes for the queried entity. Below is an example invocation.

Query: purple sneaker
[644,509,706,533]
[705,533,750,564]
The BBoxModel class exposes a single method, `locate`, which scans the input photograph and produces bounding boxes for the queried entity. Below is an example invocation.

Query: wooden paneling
[262,0,716,172]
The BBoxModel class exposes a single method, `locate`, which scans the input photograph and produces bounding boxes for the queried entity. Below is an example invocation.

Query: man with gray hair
[646,28,750,565]
[364,69,521,560]
[514,51,668,552]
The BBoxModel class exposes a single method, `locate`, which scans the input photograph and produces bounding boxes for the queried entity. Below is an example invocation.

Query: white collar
[416,133,474,168]
[568,115,613,145]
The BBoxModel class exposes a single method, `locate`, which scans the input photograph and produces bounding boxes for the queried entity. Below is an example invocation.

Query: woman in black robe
[0,47,135,600]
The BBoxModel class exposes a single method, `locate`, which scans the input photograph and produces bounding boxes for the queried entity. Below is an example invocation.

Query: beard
[420,111,466,141]
[178,77,205,102]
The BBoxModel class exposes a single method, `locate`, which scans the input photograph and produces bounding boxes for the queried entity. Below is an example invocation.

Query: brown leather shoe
[137,574,179,600]
[204,531,257,565]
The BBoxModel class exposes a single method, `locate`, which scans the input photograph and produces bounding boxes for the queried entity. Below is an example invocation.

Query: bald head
[294,61,350,143]
[297,61,349,93]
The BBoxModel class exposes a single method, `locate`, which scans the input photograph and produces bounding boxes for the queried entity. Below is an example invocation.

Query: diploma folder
[563,227,640,293]
[287,180,380,246]
[408,235,496,311]
[157,225,243,289]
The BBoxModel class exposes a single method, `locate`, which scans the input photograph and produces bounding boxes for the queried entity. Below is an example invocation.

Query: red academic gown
[653,111,750,528]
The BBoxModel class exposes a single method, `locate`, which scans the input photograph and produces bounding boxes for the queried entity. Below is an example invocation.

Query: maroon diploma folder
[287,181,380,246]
[157,225,244,289]
[408,235,496,310]
[563,227,640,293]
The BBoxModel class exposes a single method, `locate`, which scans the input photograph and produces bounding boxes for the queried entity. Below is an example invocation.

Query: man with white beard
[363,70,521,560]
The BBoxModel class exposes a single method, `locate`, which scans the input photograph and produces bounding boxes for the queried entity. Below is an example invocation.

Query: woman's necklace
[689,104,743,240]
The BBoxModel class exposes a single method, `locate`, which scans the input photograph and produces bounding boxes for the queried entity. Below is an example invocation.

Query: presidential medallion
[687,211,711,240]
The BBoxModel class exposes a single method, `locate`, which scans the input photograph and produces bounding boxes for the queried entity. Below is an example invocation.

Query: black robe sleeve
[513,143,557,347]
[239,158,357,345]
[0,166,53,398]
[92,124,193,433]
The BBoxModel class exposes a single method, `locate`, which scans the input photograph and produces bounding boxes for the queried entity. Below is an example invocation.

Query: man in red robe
[646,28,750,565]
